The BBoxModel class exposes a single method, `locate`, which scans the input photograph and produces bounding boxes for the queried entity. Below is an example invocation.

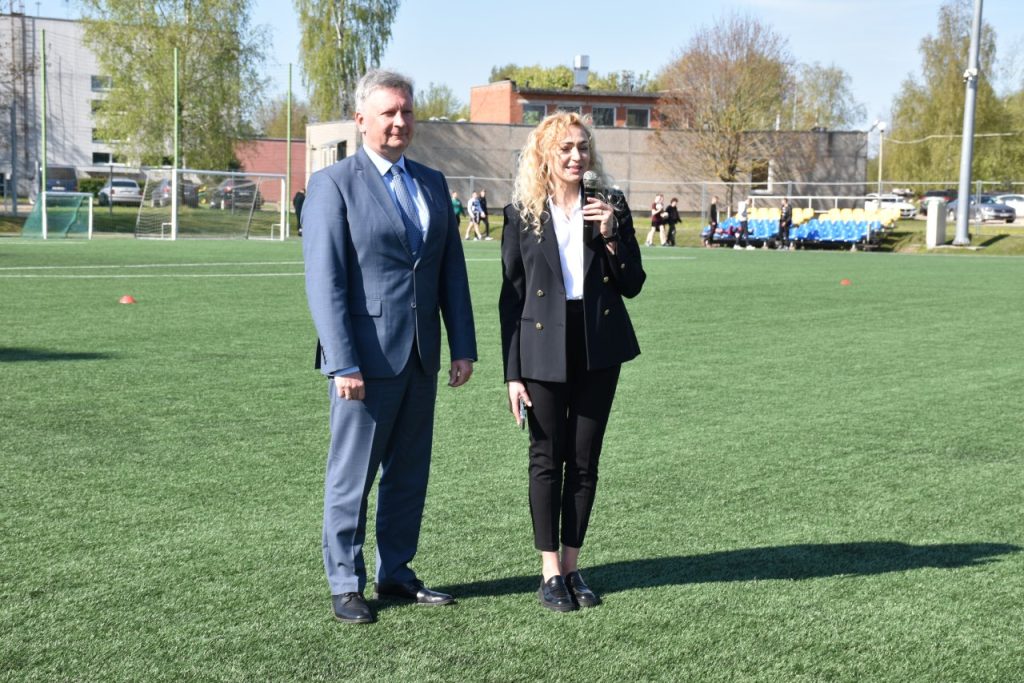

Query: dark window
[555,105,581,115]
[91,75,112,91]
[336,141,347,159]
[522,105,546,126]
[591,106,615,127]
[92,152,111,164]
[625,108,649,128]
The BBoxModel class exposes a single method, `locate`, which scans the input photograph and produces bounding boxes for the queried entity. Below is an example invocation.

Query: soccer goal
[21,192,94,239]
[136,168,288,240]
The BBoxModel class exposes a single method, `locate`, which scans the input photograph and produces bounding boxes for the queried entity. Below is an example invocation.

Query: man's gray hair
[354,69,414,114]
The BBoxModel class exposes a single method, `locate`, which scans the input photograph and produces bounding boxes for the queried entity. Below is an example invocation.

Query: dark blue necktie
[389,165,424,258]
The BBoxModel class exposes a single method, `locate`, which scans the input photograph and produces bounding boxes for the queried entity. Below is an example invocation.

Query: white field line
[0,260,304,271]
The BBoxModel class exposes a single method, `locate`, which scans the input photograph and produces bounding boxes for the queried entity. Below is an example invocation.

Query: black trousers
[524,300,621,551]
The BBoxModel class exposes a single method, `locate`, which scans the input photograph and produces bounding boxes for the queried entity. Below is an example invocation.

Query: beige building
[306,119,868,215]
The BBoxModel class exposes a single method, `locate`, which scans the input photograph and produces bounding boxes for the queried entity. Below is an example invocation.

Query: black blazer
[499,193,645,383]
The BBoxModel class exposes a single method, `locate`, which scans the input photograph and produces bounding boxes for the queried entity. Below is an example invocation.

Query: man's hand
[334,372,365,401]
[448,359,474,388]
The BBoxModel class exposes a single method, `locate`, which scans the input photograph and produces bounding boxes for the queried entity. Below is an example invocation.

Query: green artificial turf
[2,238,1023,681]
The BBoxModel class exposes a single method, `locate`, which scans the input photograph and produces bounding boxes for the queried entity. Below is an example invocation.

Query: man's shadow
[0,347,114,362]
[437,541,1020,599]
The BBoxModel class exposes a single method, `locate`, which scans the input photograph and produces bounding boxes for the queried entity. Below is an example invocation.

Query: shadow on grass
[976,234,1007,248]
[438,541,1020,599]
[0,347,114,362]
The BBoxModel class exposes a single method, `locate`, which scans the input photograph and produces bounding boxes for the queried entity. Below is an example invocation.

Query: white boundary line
[0,260,304,271]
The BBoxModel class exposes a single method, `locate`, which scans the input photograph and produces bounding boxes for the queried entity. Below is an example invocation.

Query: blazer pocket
[350,298,382,317]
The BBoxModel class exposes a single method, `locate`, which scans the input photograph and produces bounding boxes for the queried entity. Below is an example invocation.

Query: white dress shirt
[549,197,585,301]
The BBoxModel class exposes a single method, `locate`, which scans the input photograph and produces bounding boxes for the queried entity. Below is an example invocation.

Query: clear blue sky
[34,0,1024,130]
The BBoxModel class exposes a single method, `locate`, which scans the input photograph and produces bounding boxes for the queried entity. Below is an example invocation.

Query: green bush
[78,177,105,197]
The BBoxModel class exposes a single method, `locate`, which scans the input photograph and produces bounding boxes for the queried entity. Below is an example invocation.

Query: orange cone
[119,295,137,304]
[839,279,851,286]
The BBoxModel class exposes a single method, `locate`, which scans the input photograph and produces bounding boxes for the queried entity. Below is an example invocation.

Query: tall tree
[295,0,400,121]
[656,13,795,199]
[413,82,467,120]
[80,0,267,170]
[791,63,865,130]
[254,95,311,138]
[886,0,1021,183]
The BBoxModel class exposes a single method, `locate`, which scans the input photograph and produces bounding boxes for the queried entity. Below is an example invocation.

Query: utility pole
[953,0,984,246]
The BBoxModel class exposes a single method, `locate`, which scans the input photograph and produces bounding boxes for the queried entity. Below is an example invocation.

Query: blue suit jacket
[302,147,477,378]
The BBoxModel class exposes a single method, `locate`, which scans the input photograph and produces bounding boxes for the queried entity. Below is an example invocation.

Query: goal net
[22,192,94,238]
[136,168,288,240]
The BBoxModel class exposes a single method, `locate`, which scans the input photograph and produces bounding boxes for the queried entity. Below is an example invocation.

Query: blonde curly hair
[511,112,607,235]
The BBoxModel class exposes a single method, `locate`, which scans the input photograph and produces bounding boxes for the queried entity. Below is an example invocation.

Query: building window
[91,75,112,91]
[92,128,104,143]
[91,100,104,114]
[751,159,772,191]
[336,141,347,160]
[521,105,546,126]
[591,106,615,127]
[92,152,111,164]
[625,108,650,128]
[555,105,581,115]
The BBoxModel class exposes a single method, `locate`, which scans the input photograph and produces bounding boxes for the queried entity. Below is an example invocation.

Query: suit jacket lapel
[537,211,564,286]
[355,148,415,258]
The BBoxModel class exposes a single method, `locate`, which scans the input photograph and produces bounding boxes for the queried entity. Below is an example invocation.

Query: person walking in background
[777,197,792,250]
[499,112,646,613]
[293,190,306,236]
[735,197,753,250]
[479,188,493,240]
[705,195,719,247]
[646,193,664,246]
[665,197,680,246]
[451,191,465,231]
[465,191,484,240]
[301,69,477,625]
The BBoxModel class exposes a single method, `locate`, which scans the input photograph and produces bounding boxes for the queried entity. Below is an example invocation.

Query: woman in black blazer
[499,112,645,612]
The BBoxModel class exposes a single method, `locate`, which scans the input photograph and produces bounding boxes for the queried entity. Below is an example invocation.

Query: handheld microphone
[582,171,600,243]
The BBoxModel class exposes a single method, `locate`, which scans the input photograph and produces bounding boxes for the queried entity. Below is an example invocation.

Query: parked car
[918,188,957,215]
[151,178,200,208]
[210,178,263,210]
[865,192,917,218]
[29,165,78,203]
[945,195,1016,223]
[992,194,1024,218]
[98,178,143,206]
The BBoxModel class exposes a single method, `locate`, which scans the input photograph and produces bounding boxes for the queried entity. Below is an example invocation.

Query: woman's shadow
[439,541,1020,599]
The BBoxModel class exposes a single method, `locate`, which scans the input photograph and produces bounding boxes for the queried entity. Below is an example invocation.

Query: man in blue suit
[301,69,477,625]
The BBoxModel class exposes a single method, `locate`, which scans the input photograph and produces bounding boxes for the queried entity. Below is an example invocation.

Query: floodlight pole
[953,0,984,246]
[286,63,292,239]
[171,47,179,241]
[40,29,47,239]
[877,124,885,195]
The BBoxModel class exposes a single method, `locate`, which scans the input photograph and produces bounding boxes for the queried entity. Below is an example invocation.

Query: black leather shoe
[374,579,455,606]
[538,575,577,612]
[564,570,600,608]
[331,592,374,624]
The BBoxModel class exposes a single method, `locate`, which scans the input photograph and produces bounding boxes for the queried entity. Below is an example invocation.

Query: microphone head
[582,171,599,190]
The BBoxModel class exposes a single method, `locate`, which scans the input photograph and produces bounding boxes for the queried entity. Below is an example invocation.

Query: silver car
[98,178,143,206]
[946,195,1016,224]
[993,194,1024,219]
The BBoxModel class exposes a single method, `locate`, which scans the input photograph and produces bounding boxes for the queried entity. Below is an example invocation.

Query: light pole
[877,121,886,195]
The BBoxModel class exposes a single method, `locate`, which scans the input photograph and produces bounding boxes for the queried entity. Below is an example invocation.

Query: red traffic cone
[839,279,851,286]
[119,295,137,304]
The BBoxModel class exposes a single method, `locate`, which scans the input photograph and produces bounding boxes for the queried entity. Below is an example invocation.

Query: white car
[865,193,917,218]
[98,178,143,207]
[993,194,1024,219]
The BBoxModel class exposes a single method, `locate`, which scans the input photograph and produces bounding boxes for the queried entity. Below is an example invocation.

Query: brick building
[235,138,306,204]
[470,80,663,129]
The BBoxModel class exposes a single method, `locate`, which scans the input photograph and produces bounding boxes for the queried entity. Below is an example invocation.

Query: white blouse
[549,196,585,301]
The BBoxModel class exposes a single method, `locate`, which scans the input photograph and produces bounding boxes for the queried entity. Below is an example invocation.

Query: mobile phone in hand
[518,397,527,430]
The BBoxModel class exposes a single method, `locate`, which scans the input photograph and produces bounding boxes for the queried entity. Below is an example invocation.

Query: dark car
[151,178,200,208]
[946,195,1016,223]
[918,188,957,215]
[210,178,263,210]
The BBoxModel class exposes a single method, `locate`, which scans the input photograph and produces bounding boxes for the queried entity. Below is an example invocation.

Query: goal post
[137,168,288,240]
[22,191,94,239]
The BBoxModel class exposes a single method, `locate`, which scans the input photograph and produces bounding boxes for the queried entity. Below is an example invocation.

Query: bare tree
[656,13,795,206]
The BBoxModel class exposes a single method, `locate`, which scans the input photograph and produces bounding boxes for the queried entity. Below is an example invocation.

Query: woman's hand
[507,380,532,428]
[583,197,618,239]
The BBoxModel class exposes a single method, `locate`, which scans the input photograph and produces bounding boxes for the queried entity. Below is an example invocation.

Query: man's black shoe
[374,579,454,606]
[538,575,577,612]
[332,592,374,624]
[564,570,600,608]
